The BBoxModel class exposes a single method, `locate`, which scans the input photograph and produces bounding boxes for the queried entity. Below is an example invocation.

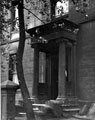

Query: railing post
[1,80,19,120]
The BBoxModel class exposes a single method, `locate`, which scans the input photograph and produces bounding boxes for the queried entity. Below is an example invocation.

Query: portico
[27,16,79,103]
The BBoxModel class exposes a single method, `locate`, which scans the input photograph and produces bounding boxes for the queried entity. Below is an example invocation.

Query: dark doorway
[46,51,58,100]
[50,52,58,99]
[46,44,73,99]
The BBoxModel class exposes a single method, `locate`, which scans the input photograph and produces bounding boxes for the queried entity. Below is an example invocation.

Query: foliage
[0,0,51,73]
[0,1,50,120]
[0,0,12,43]
[0,1,11,74]
[24,0,51,29]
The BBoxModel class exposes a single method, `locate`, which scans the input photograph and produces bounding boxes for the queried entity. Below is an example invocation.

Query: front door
[50,52,58,99]
[46,51,58,100]
[46,43,74,99]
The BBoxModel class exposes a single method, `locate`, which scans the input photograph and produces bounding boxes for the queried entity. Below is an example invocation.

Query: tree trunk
[16,0,35,120]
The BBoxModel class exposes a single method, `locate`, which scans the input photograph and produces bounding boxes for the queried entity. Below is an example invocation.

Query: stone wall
[0,37,34,99]
[23,38,34,97]
[69,0,95,24]
[77,20,95,101]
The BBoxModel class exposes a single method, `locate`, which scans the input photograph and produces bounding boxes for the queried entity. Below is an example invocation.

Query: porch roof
[27,16,79,52]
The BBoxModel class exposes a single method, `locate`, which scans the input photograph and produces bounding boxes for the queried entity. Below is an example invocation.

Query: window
[14,7,19,31]
[11,6,19,31]
[39,52,46,83]
[8,54,19,84]
[55,0,69,18]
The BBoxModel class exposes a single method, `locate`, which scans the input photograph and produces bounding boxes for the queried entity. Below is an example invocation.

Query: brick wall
[77,20,95,101]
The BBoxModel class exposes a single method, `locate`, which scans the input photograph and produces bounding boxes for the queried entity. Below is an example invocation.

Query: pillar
[46,53,51,99]
[57,42,66,100]
[71,43,77,97]
[31,48,39,102]
[68,43,78,104]
[65,43,72,97]
[1,80,19,120]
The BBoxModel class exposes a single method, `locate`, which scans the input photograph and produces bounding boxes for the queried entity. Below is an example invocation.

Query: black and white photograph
[0,0,95,120]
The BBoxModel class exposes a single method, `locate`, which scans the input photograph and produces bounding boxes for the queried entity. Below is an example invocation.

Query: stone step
[62,107,80,118]
[32,103,63,117]
[29,102,80,118]
[32,103,52,112]
[62,103,79,108]
[32,103,51,108]
[63,108,80,112]
[32,103,57,116]
[62,104,80,117]
[62,103,80,115]
[34,110,45,115]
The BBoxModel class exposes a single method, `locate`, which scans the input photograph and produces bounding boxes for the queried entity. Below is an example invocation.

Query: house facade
[27,0,95,105]
[1,0,95,107]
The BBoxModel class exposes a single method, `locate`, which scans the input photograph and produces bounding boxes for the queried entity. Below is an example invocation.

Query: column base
[56,96,66,103]
[65,96,78,105]
[56,96,78,105]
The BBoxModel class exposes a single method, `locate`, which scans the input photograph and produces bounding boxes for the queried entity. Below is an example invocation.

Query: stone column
[57,42,66,101]
[46,53,51,99]
[71,43,77,97]
[68,43,78,104]
[1,80,19,120]
[31,48,39,103]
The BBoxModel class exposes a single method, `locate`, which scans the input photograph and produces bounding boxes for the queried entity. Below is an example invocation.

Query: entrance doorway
[46,44,73,99]
[46,51,58,100]
[50,52,58,99]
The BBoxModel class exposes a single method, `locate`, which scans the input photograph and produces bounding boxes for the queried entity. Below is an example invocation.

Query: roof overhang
[27,16,79,52]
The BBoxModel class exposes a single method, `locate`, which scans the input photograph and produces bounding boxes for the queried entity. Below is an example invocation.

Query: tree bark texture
[16,0,35,120]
